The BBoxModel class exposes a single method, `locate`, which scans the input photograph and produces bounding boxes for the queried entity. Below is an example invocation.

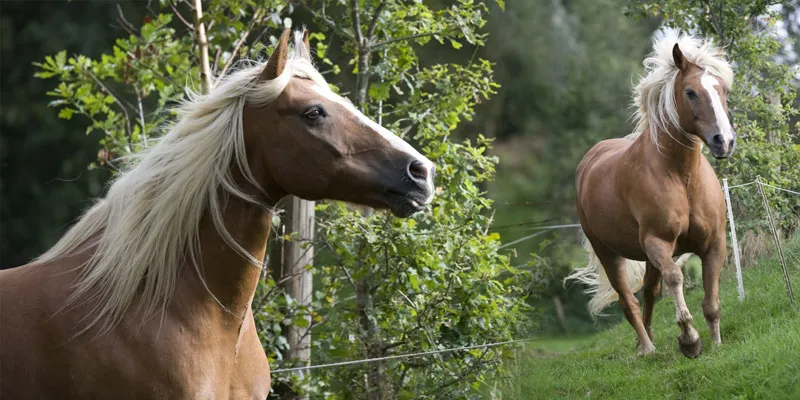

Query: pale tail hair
[632,30,733,148]
[34,31,326,336]
[565,232,691,317]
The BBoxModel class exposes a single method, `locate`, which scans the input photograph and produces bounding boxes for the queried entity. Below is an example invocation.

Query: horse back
[576,138,632,194]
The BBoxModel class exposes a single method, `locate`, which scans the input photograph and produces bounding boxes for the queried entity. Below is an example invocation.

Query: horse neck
[640,125,703,181]
[187,188,274,320]
[184,103,293,321]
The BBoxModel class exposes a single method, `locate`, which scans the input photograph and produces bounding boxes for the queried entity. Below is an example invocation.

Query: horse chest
[94,330,267,399]
[146,319,269,400]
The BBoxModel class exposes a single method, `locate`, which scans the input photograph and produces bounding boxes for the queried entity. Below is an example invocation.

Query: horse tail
[565,231,692,317]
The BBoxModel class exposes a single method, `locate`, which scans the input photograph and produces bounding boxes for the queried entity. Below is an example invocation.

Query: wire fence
[723,177,797,305]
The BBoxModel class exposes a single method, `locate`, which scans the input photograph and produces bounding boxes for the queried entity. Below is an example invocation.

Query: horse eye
[685,89,698,100]
[303,106,326,122]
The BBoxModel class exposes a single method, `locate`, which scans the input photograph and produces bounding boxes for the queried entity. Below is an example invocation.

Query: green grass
[494,235,800,399]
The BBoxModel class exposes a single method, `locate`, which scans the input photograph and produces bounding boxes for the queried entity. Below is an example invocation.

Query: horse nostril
[712,134,724,146]
[407,160,428,182]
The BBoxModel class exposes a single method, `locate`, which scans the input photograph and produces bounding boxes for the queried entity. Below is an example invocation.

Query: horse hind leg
[644,237,702,358]
[701,240,725,346]
[641,261,662,342]
[594,250,655,356]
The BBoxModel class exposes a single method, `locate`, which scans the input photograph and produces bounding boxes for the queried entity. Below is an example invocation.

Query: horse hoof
[678,337,702,358]
[636,344,656,356]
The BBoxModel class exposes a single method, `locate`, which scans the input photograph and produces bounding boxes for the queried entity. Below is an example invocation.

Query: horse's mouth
[709,144,735,160]
[384,190,429,217]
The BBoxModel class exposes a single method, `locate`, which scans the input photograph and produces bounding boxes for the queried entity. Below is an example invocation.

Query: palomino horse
[0,29,435,399]
[567,32,735,358]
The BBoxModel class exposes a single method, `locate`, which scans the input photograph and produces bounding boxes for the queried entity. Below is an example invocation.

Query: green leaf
[291,316,309,328]
[57,108,75,120]
[408,272,420,291]
[54,51,67,69]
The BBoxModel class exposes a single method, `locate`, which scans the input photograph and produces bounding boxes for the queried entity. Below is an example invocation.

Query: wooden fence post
[268,196,315,399]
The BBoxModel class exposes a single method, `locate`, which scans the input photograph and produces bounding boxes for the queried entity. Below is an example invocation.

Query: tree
[278,1,530,398]
[34,0,529,398]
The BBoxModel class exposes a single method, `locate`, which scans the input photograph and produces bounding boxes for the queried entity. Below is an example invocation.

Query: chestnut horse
[0,29,435,399]
[566,32,735,358]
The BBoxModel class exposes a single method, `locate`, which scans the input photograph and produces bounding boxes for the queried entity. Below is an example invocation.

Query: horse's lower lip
[708,145,731,159]
[711,150,732,159]
[385,190,428,217]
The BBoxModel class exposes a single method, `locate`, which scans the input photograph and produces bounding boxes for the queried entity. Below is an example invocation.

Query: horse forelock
[33,29,323,336]
[631,30,733,148]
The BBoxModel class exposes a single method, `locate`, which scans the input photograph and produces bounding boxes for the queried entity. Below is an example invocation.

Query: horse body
[1,198,272,399]
[1,29,435,398]
[578,133,725,262]
[569,32,735,358]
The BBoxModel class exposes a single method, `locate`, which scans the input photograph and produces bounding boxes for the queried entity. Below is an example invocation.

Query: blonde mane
[35,31,327,335]
[632,31,733,146]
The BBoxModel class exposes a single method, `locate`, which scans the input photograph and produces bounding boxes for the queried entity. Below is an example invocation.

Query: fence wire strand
[727,180,799,195]
[272,338,537,374]
[728,181,757,189]
[759,182,800,196]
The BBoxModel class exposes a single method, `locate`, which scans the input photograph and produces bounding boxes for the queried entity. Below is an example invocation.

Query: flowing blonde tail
[565,232,691,317]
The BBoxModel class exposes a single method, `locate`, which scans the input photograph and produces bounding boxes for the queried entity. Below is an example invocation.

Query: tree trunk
[192,0,212,91]
[356,272,391,400]
[350,6,388,398]
[767,92,781,144]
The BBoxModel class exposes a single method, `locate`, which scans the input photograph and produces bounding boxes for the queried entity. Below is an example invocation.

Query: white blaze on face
[311,85,435,204]
[700,72,734,145]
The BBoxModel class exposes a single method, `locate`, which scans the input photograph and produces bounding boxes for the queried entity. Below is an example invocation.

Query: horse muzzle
[708,134,736,159]
[383,160,435,217]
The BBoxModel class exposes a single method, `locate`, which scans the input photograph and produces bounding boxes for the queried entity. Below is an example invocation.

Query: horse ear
[303,29,312,59]
[672,43,686,72]
[261,28,292,81]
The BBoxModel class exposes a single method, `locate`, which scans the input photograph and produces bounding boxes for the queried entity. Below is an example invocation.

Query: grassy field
[494,235,800,399]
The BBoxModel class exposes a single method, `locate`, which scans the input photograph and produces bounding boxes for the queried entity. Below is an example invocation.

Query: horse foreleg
[641,261,662,342]
[701,239,725,346]
[644,237,702,358]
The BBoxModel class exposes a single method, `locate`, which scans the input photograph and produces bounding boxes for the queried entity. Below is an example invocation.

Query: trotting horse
[566,32,735,358]
[0,29,435,399]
